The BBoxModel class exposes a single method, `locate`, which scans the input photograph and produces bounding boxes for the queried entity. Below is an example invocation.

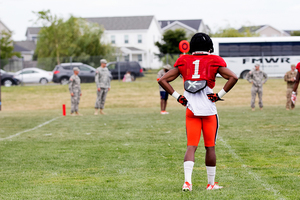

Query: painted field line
[218,136,285,200]
[0,116,61,141]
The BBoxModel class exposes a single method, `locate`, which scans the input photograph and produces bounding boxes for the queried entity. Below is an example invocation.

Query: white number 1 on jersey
[192,60,200,79]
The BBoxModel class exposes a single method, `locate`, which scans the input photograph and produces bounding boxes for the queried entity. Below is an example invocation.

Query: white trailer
[211,37,300,78]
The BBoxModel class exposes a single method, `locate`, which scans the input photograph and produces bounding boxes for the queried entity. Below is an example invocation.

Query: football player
[158,33,238,191]
[291,62,300,104]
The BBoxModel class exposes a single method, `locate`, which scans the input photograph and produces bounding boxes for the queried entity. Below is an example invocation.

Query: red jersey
[174,54,227,89]
[296,62,300,71]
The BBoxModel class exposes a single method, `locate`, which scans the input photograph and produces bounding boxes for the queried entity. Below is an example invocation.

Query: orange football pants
[186,108,219,147]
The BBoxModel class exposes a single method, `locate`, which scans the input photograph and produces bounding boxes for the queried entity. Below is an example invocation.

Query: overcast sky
[1,0,300,41]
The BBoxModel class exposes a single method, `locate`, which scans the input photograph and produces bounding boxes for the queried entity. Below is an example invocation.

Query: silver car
[14,68,53,84]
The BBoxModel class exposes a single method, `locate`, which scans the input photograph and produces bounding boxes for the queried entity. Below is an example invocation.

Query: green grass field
[0,72,299,199]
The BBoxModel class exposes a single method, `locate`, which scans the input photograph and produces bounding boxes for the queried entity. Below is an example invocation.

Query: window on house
[124,55,129,61]
[111,35,115,44]
[124,35,129,44]
[138,35,142,43]
[138,54,142,61]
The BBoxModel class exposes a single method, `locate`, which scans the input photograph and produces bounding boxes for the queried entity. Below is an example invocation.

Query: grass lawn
[0,72,299,199]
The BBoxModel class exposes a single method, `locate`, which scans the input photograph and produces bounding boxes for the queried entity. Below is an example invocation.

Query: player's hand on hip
[291,92,297,104]
[207,93,224,102]
[177,95,188,106]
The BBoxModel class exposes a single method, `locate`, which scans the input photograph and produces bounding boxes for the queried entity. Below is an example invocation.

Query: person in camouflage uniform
[284,64,297,110]
[69,67,82,116]
[94,59,112,115]
[246,64,268,111]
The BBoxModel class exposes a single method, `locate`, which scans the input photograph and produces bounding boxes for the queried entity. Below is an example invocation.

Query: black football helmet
[190,33,214,53]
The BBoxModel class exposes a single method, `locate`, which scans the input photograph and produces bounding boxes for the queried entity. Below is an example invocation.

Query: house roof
[238,25,266,33]
[159,19,203,31]
[85,16,154,30]
[120,47,145,54]
[25,16,155,35]
[239,25,291,36]
[284,30,300,35]
[125,47,144,51]
[0,20,11,32]
[26,27,41,35]
[13,41,36,52]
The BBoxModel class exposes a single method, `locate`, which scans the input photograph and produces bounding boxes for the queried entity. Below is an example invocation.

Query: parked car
[106,61,144,80]
[14,68,53,84]
[52,63,96,84]
[0,69,20,87]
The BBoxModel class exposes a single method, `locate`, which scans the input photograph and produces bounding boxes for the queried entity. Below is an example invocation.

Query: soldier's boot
[100,109,106,115]
[75,112,83,116]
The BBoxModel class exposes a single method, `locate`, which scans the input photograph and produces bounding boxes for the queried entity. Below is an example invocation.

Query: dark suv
[52,63,96,84]
[106,61,144,80]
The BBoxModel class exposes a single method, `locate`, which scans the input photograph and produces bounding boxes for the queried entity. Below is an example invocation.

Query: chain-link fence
[157,53,181,67]
[0,53,182,73]
[0,55,117,72]
[0,57,25,72]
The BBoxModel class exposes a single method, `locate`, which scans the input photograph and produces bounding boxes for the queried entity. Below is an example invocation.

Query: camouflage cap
[73,67,80,71]
[163,64,172,70]
[100,59,107,64]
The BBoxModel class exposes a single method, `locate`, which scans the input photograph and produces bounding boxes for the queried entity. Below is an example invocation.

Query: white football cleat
[182,182,192,191]
[206,182,223,190]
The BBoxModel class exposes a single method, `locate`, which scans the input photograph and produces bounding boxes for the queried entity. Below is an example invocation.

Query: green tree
[0,30,21,68]
[290,31,300,36]
[155,29,187,55]
[34,10,113,69]
[211,26,258,37]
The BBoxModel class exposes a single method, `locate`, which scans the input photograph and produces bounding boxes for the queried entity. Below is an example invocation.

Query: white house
[158,19,210,37]
[85,16,162,69]
[12,27,40,61]
[238,25,290,37]
[25,27,40,43]
[0,20,11,35]
[24,16,163,68]
[13,41,36,61]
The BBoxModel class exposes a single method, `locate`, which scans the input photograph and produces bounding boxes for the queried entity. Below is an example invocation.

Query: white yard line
[218,136,285,200]
[0,116,61,141]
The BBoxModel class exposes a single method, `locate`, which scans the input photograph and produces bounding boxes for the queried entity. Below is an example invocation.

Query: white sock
[206,166,216,185]
[184,161,194,184]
